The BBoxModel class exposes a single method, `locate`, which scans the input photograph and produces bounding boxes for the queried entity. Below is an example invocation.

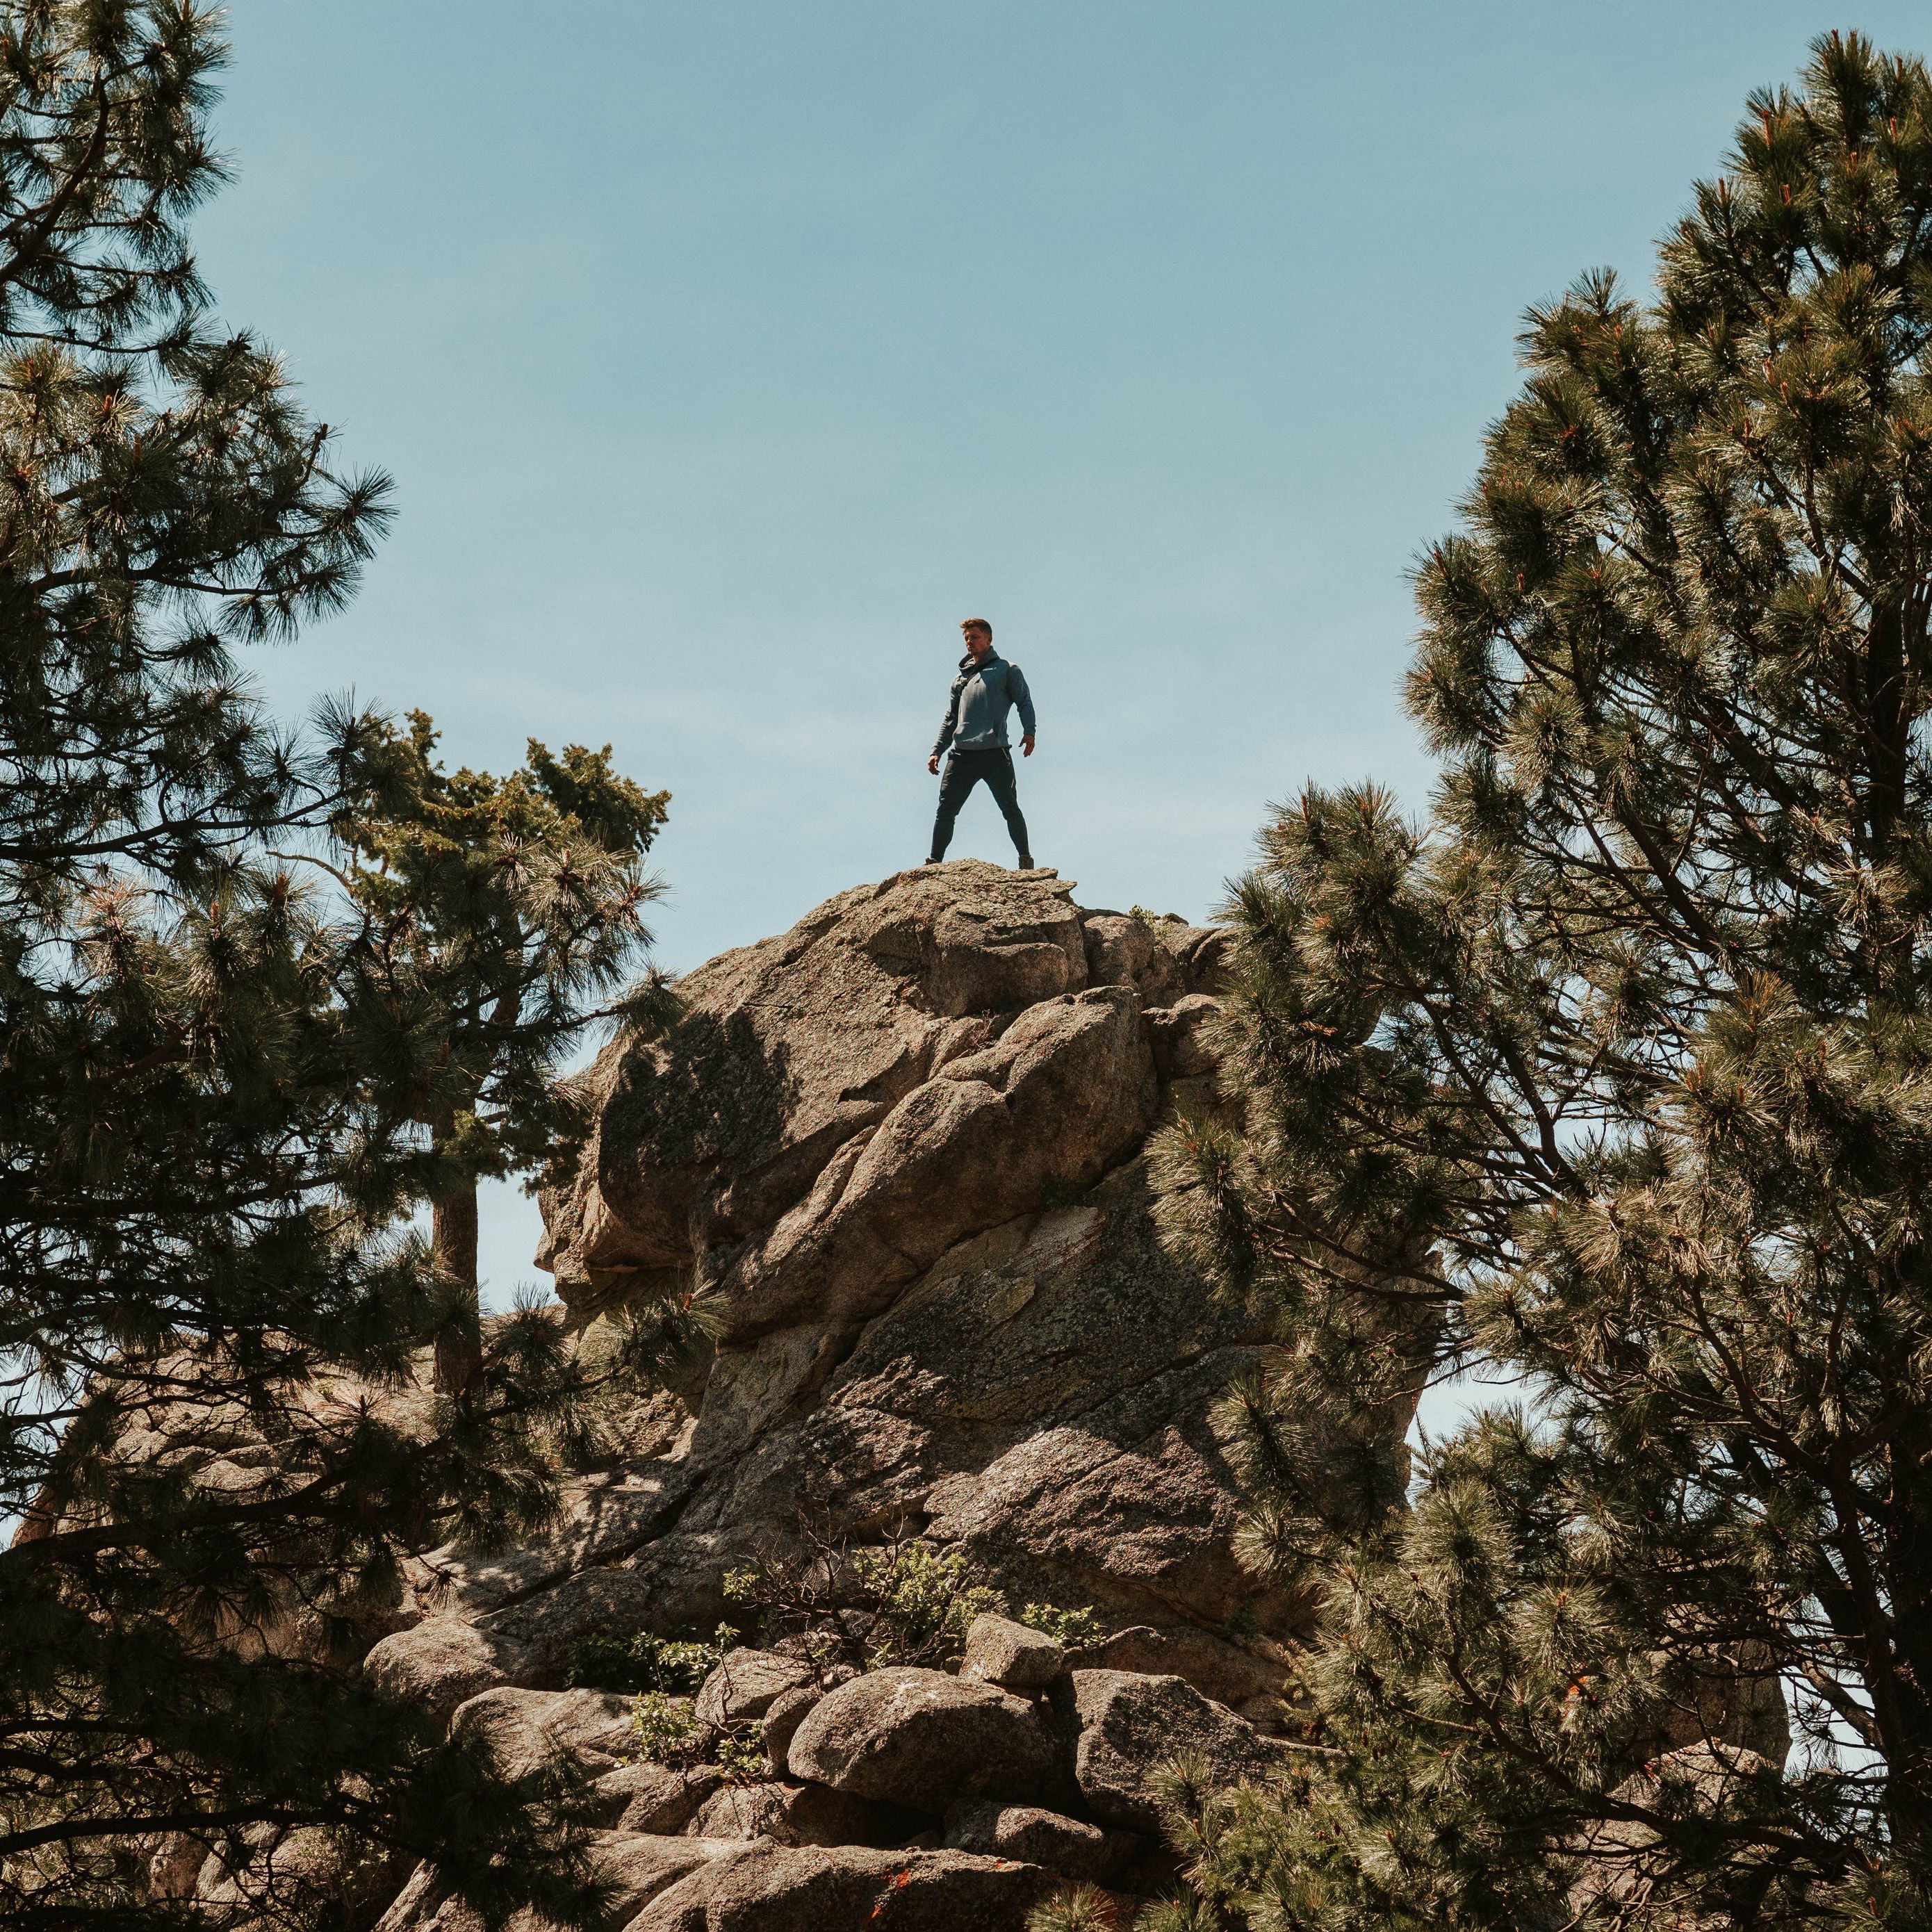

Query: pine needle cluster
[333,712,673,1394]
[0,8,685,1926]
[1154,32,1932,1930]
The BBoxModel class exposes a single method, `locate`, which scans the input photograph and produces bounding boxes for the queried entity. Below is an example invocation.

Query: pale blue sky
[201,2,1929,1302]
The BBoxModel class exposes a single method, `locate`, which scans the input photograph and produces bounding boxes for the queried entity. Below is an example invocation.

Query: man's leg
[928,751,985,861]
[986,751,1033,867]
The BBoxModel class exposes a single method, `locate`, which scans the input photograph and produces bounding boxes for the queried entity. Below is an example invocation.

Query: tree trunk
[432,1177,482,1395]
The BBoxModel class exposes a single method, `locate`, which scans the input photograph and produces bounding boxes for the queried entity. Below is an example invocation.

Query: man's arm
[929,679,961,773]
[1010,663,1036,755]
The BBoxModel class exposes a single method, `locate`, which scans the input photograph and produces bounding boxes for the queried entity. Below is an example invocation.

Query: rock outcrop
[372,865,1295,1689]
[345,864,1323,1930]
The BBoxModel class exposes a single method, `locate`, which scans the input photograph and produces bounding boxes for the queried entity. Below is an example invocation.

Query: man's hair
[961,617,992,639]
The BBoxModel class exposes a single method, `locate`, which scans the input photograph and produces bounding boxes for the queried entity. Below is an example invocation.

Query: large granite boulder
[626,1842,1063,1931]
[341,865,1383,1932]
[362,1617,537,1731]
[401,865,1301,1669]
[446,1686,638,1783]
[1058,1669,1289,1831]
[785,1667,1061,1813]
[942,1801,1142,1885]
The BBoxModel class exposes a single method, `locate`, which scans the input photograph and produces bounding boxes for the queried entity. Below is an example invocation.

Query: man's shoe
[922,856,942,866]
[1016,854,1035,869]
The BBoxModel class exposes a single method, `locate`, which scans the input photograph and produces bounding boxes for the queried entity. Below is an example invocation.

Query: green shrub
[711,1726,767,1786]
[567,1623,738,1695]
[726,1529,1009,1669]
[630,1692,699,1762]
[1020,1601,1104,1648]
[850,1543,1004,1668]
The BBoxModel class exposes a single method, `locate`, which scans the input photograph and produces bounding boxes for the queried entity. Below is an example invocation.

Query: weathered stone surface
[370,1861,441,1932]
[448,1687,638,1783]
[1070,1623,1293,1722]
[596,1834,753,1922]
[687,1779,924,1849]
[542,867,1158,1338]
[1061,1670,1287,1831]
[1143,993,1223,1079]
[546,869,1091,1313]
[692,1648,814,1733]
[363,1616,536,1731]
[405,1462,698,1622]
[1081,910,1184,1004]
[196,1824,408,1926]
[626,1842,1062,1931]
[372,1834,746,1932]
[920,1343,1288,1628]
[959,1613,1063,1694]
[942,1801,1140,1885]
[787,1667,1060,1815]
[475,1529,739,1676]
[596,1762,723,1835]
[678,1163,1276,1632]
[693,982,1158,1348]
[341,865,1405,1932]
[760,1684,821,1775]
[453,865,1317,1672]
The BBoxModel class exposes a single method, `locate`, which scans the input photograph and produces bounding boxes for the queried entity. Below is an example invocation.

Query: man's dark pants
[929,746,1030,862]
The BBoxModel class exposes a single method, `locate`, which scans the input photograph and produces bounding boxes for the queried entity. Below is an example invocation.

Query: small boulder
[593,1761,721,1834]
[760,1683,821,1774]
[370,1834,746,1932]
[1143,994,1222,1079]
[694,1648,815,1732]
[942,1800,1139,1885]
[448,1686,636,1783]
[958,1612,1064,1695]
[1071,1623,1292,1717]
[626,1841,1061,1930]
[1061,1670,1286,1831]
[787,1667,1060,1815]
[363,1616,532,1731]
[687,1779,924,1849]
[1081,910,1181,1004]
[593,1831,749,1920]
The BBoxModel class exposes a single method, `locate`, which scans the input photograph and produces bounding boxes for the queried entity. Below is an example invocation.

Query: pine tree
[0,7,678,1924]
[1154,32,1932,1930]
[335,714,671,1395]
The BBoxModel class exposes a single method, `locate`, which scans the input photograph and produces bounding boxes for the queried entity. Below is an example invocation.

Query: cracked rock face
[377,862,1301,1710]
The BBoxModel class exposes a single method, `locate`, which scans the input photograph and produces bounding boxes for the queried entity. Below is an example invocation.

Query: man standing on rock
[926,617,1036,869]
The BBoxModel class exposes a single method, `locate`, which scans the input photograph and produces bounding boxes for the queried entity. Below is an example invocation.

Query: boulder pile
[342,862,1341,1929]
[376,1611,1291,1930]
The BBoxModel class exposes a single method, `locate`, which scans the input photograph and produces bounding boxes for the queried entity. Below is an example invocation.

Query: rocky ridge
[345,862,1318,1929]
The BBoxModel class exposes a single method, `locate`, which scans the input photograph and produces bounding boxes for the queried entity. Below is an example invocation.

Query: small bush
[726,1525,1004,1671]
[1020,1601,1104,1648]
[711,1725,767,1785]
[567,1621,739,1694]
[631,1691,699,1762]
[851,1542,1004,1667]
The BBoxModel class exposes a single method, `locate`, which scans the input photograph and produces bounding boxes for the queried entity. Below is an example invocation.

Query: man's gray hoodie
[931,650,1036,760]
